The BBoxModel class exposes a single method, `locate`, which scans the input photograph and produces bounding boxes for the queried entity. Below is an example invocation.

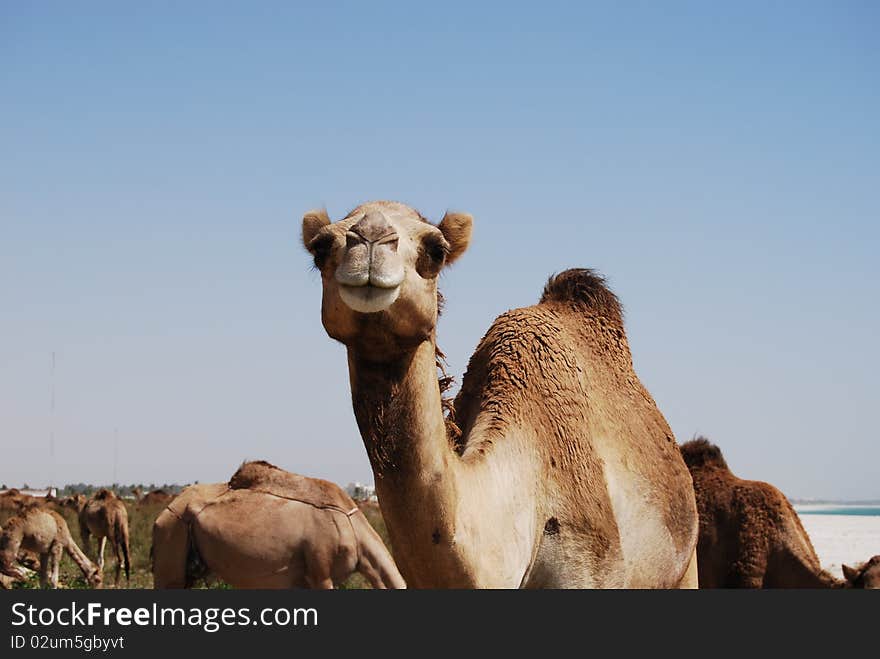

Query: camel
[681,437,852,588]
[300,200,699,588]
[75,489,131,587]
[843,556,880,589]
[131,487,172,506]
[0,507,102,589]
[139,489,174,507]
[152,461,405,589]
[61,493,87,511]
[0,489,42,514]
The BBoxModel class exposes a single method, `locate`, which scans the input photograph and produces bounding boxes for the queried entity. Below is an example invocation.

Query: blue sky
[1,2,877,499]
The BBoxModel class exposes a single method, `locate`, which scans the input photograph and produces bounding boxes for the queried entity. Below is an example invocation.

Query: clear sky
[1,2,877,499]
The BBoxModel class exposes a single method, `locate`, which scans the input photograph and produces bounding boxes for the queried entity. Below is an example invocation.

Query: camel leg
[356,560,386,589]
[39,553,50,589]
[304,551,335,590]
[151,508,191,589]
[97,536,107,574]
[351,514,406,589]
[112,541,122,587]
[49,543,63,588]
[308,576,335,589]
[676,548,699,589]
[79,522,91,558]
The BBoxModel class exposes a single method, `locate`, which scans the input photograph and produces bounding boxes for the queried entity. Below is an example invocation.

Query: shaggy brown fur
[0,508,101,588]
[540,268,624,327]
[682,437,841,588]
[303,201,699,588]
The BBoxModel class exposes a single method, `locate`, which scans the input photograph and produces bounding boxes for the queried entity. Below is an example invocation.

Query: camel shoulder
[725,476,797,524]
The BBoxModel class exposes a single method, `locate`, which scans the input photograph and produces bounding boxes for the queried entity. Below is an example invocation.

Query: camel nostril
[352,210,395,243]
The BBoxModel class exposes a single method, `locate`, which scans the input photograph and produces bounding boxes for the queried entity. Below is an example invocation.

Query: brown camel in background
[60,493,87,512]
[75,489,131,587]
[0,508,102,589]
[0,489,42,514]
[152,461,405,589]
[843,556,880,588]
[132,487,173,506]
[138,489,173,507]
[681,437,855,588]
[301,200,698,588]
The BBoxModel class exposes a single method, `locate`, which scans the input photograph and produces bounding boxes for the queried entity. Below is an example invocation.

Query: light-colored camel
[76,489,131,587]
[0,489,42,514]
[152,461,405,589]
[0,508,102,588]
[681,437,860,588]
[301,200,699,588]
[843,556,880,588]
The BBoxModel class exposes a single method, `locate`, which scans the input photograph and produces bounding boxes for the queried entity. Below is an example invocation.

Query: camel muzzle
[0,562,26,580]
[335,212,405,312]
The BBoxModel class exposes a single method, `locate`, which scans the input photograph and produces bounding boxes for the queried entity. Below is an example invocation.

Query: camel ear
[302,209,331,251]
[437,211,472,265]
[842,564,860,583]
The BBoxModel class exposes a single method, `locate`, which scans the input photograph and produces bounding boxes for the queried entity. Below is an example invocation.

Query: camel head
[63,494,86,511]
[302,201,472,358]
[0,561,26,582]
[842,555,880,589]
[0,521,24,580]
[0,543,26,582]
[87,568,104,589]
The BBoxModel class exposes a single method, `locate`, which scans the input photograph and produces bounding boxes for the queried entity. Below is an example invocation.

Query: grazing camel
[152,461,405,589]
[76,489,131,587]
[843,556,880,589]
[0,508,102,589]
[0,489,42,514]
[301,200,699,588]
[138,489,173,507]
[681,437,854,588]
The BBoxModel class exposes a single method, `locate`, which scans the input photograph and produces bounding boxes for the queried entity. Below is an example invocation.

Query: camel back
[228,461,357,513]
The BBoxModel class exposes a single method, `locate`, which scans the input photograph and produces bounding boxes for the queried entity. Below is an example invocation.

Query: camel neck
[348,340,452,481]
[347,340,471,586]
[0,523,24,565]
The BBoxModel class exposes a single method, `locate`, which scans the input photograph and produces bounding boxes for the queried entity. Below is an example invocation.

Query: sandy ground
[796,510,880,577]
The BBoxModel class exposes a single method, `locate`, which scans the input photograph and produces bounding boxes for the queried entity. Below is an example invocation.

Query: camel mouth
[338,283,402,314]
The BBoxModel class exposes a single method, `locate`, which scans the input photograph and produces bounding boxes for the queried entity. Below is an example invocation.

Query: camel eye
[309,234,335,268]
[416,234,450,278]
[423,235,449,264]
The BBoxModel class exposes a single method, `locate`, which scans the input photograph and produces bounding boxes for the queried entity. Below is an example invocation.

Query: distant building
[0,487,57,498]
[345,482,377,503]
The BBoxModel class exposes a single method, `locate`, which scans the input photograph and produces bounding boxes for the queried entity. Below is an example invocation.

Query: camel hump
[680,437,730,470]
[228,461,356,511]
[93,489,116,501]
[539,268,623,325]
